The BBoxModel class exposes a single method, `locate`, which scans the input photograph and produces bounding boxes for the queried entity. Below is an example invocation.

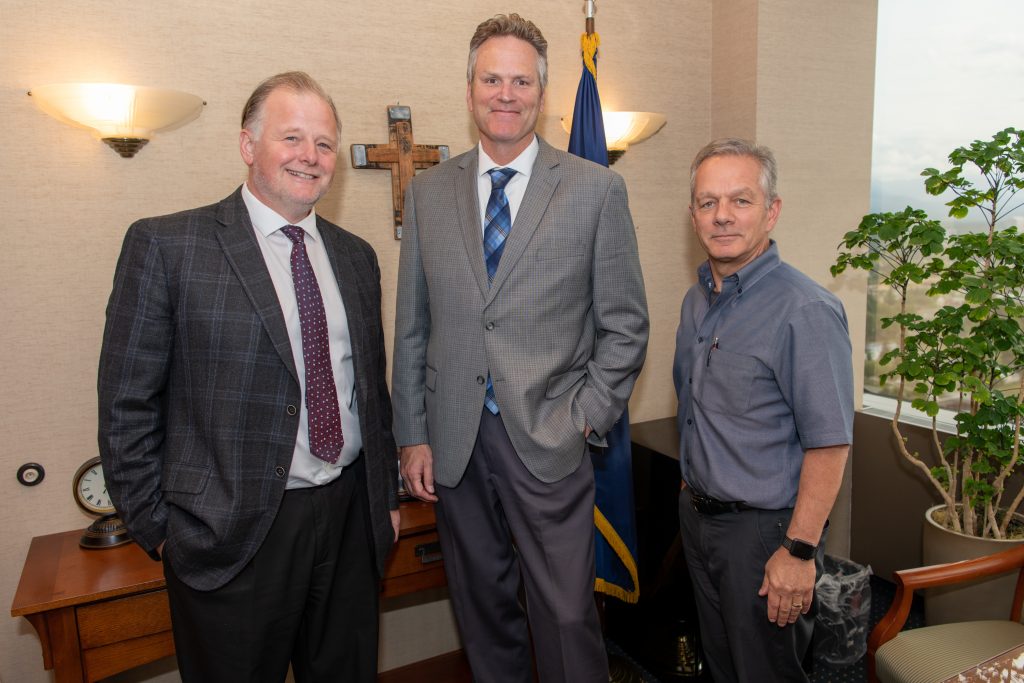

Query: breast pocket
[696,348,763,415]
[535,246,584,261]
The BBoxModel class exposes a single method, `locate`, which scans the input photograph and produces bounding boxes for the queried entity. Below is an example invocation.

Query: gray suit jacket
[98,188,398,591]
[392,137,649,486]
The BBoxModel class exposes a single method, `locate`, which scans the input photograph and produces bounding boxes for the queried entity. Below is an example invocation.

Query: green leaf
[965,287,992,304]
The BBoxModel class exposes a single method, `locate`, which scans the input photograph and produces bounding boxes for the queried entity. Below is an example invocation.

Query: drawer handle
[415,542,443,564]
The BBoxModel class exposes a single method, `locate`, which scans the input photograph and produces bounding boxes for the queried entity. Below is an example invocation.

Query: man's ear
[765,196,783,232]
[239,129,255,166]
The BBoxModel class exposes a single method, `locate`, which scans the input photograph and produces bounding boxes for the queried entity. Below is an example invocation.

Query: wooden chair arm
[866,542,1024,683]
[894,543,1024,592]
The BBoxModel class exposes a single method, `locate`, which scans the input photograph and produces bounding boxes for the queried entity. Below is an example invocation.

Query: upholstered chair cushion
[875,620,1024,683]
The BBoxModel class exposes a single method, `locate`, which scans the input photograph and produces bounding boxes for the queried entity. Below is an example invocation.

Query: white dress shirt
[242,183,362,489]
[476,136,540,234]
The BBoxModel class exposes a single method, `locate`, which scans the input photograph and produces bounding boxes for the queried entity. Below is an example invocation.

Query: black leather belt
[689,488,754,515]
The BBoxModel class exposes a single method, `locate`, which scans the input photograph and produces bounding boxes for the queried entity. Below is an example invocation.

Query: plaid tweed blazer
[98,188,398,591]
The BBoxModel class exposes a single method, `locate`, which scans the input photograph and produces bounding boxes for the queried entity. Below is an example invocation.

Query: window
[865,0,1024,422]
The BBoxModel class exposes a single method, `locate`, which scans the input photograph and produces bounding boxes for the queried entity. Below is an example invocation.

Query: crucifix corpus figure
[351,105,449,239]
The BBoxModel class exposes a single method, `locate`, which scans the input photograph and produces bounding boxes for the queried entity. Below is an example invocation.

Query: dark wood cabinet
[606,417,707,681]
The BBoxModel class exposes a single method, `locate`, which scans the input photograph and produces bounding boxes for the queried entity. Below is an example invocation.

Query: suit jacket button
[286,404,297,416]
[485,322,495,331]
[275,466,286,478]
[477,376,485,384]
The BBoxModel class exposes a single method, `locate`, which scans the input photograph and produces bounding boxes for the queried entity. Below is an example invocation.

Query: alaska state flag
[568,32,639,604]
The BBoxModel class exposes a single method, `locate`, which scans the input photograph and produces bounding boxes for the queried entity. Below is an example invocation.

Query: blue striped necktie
[483,167,516,414]
[483,167,517,282]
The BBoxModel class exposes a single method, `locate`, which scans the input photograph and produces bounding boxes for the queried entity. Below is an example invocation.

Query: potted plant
[831,128,1024,620]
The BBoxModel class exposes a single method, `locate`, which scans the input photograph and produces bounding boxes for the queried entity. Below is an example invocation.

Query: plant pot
[921,504,1024,625]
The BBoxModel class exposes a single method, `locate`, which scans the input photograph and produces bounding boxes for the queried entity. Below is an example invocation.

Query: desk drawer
[386,530,444,579]
[77,589,172,649]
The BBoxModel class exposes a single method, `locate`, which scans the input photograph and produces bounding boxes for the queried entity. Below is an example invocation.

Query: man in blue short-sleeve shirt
[673,138,854,682]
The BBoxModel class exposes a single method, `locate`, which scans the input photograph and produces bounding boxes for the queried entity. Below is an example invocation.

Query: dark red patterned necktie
[282,225,343,464]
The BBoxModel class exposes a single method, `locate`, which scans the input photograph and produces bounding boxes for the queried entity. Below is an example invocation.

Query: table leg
[46,607,85,682]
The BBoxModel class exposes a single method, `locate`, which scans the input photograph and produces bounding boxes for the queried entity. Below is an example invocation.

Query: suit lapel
[488,138,560,295]
[455,148,492,297]
[214,189,299,383]
[319,223,369,412]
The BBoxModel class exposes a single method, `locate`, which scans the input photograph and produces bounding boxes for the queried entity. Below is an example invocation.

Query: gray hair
[241,71,340,138]
[467,14,548,90]
[690,138,778,206]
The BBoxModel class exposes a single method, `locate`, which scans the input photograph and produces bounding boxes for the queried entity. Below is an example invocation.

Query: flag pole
[570,0,637,607]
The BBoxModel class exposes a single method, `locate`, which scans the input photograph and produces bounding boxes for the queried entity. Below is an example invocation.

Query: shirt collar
[241,182,319,240]
[697,240,782,300]
[477,135,539,179]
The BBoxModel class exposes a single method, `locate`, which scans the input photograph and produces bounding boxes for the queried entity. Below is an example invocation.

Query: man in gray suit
[392,14,649,682]
[98,72,398,682]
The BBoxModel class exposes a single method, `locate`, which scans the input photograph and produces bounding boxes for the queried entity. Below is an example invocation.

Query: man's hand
[758,547,815,627]
[390,509,401,542]
[400,444,438,502]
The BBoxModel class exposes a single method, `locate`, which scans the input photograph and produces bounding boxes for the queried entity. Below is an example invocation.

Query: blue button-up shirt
[673,242,854,509]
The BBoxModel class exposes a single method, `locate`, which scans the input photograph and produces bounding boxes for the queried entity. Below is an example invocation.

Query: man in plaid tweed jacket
[98,72,398,682]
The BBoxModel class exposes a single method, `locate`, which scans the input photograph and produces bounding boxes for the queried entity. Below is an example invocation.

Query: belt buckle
[690,490,715,515]
[691,490,740,515]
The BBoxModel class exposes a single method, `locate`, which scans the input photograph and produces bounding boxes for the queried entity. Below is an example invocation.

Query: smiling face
[467,35,545,165]
[690,154,782,286]
[240,87,338,224]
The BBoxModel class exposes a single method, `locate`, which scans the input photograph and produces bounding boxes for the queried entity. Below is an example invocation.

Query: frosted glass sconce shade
[561,110,665,164]
[29,83,205,158]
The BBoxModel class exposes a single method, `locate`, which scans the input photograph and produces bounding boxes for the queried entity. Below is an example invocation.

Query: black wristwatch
[781,535,817,560]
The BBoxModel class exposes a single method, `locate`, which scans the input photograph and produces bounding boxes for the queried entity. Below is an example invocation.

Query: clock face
[73,457,115,515]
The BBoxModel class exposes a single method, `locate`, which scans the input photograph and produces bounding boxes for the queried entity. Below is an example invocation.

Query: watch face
[784,536,816,560]
[74,457,115,515]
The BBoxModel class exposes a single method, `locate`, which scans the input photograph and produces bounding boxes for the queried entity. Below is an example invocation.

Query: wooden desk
[11,500,444,683]
[382,500,446,599]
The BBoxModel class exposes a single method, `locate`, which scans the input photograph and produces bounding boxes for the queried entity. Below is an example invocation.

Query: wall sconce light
[561,110,666,164]
[28,83,205,158]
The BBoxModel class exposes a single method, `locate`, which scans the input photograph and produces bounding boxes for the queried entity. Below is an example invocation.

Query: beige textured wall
[0,1,873,681]
[711,0,759,141]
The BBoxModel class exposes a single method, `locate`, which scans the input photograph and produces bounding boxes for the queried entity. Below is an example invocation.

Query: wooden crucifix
[351,105,449,239]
